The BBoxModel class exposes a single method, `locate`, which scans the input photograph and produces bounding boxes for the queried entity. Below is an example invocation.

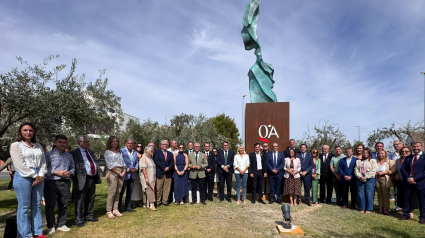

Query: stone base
[276,225,305,236]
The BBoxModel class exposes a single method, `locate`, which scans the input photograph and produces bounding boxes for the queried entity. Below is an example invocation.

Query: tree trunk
[0,158,11,172]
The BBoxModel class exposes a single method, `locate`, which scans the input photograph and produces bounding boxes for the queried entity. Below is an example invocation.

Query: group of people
[9,123,425,237]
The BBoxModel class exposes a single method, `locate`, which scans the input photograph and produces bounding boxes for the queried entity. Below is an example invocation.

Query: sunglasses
[178,146,184,149]
[312,152,317,154]
[401,151,410,153]
[136,146,142,148]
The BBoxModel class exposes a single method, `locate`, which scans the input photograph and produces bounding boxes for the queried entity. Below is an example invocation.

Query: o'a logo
[258,125,279,143]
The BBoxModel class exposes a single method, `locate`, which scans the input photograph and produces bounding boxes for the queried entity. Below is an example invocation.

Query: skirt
[284,176,301,196]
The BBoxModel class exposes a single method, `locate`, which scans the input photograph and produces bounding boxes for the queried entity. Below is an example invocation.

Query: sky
[1,0,425,146]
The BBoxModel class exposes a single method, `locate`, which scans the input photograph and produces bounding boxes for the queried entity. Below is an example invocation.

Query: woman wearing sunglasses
[396,146,418,218]
[174,144,189,205]
[131,143,144,208]
[310,149,321,205]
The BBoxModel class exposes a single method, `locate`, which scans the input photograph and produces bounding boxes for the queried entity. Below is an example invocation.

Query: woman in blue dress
[174,143,189,205]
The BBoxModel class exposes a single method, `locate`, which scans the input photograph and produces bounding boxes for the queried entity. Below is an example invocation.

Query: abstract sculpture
[241,0,277,103]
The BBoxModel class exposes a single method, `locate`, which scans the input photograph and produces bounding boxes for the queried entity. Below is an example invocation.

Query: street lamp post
[242,95,247,147]
[422,72,425,130]
[355,126,360,142]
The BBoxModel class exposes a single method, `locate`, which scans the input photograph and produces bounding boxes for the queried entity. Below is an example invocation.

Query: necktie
[224,151,228,165]
[324,154,327,163]
[85,150,96,175]
[196,153,198,164]
[163,151,167,161]
[411,154,419,176]
[273,152,277,169]
[206,152,208,161]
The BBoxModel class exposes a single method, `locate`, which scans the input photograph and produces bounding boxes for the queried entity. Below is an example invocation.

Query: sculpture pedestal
[276,225,305,236]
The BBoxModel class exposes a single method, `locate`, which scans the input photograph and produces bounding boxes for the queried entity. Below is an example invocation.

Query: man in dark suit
[283,139,301,158]
[217,141,234,202]
[70,135,102,227]
[338,147,357,209]
[249,143,267,204]
[262,142,269,195]
[266,143,285,204]
[400,141,425,224]
[319,145,334,204]
[153,140,174,206]
[203,142,216,201]
[118,138,138,212]
[297,144,313,206]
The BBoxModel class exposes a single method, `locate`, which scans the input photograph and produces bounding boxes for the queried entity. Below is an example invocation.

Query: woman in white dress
[131,143,144,208]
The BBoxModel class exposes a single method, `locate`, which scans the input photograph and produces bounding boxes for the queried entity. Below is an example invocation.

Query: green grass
[0,179,424,238]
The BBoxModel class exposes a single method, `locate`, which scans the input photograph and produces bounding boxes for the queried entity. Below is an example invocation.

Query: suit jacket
[261,150,269,174]
[401,153,425,189]
[153,149,174,178]
[284,158,301,178]
[216,150,235,174]
[266,151,285,176]
[338,157,358,183]
[283,147,301,158]
[70,148,102,191]
[120,147,139,180]
[188,152,208,179]
[249,151,267,176]
[319,153,334,179]
[297,152,313,176]
[204,151,216,175]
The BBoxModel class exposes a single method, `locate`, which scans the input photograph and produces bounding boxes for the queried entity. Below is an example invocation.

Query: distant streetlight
[422,72,425,130]
[355,126,360,142]
[242,95,247,147]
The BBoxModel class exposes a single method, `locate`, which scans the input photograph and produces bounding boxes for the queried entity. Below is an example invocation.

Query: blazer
[153,149,174,178]
[284,158,301,178]
[188,152,208,179]
[216,150,235,174]
[354,159,377,180]
[120,147,139,180]
[297,152,313,176]
[338,157,358,183]
[234,154,250,174]
[261,150,269,174]
[70,148,102,191]
[249,151,267,176]
[319,153,334,178]
[375,159,396,188]
[266,151,285,176]
[401,153,425,189]
[312,158,321,180]
[204,151,216,174]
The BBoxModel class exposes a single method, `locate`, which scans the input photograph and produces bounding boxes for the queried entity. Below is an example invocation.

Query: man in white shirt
[167,140,179,155]
[249,143,267,204]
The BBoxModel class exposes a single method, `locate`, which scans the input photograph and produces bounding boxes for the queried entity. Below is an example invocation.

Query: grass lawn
[0,178,424,238]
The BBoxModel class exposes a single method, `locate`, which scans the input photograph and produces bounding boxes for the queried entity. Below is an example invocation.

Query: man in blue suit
[266,143,285,204]
[118,138,139,213]
[400,141,425,224]
[338,147,357,209]
[297,144,313,206]
[217,141,234,202]
[153,140,174,207]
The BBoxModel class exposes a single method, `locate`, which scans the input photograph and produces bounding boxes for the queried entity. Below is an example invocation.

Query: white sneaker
[236,201,240,205]
[47,227,56,234]
[58,225,71,232]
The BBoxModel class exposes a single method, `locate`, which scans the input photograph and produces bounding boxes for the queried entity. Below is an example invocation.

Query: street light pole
[242,95,247,147]
[422,72,425,130]
[355,126,360,142]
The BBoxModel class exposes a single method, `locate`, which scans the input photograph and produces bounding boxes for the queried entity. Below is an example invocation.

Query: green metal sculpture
[241,0,277,103]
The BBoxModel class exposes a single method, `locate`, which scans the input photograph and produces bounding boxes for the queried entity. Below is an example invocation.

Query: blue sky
[1,0,424,145]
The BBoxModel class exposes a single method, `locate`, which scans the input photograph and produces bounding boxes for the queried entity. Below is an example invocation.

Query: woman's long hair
[17,122,36,143]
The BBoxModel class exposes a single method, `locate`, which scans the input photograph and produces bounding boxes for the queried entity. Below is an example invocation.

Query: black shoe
[208,198,213,202]
[269,201,275,204]
[251,200,256,204]
[86,218,98,222]
[126,208,136,212]
[219,199,224,202]
[259,200,266,204]
[399,216,410,221]
[157,203,161,207]
[326,202,331,204]
[76,223,85,227]
[163,203,170,207]
[227,199,232,203]
[297,200,300,205]
[307,203,311,207]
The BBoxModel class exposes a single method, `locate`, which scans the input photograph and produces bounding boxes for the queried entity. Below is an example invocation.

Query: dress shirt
[234,153,250,174]
[323,153,329,164]
[187,149,193,154]
[274,151,279,166]
[255,152,262,170]
[410,151,423,176]
[10,141,47,178]
[104,150,125,170]
[45,148,75,180]
[301,152,306,159]
[167,147,179,155]
[79,147,97,176]
[346,156,352,167]
[221,150,229,168]
[390,152,400,162]
[330,154,345,173]
[126,147,134,164]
